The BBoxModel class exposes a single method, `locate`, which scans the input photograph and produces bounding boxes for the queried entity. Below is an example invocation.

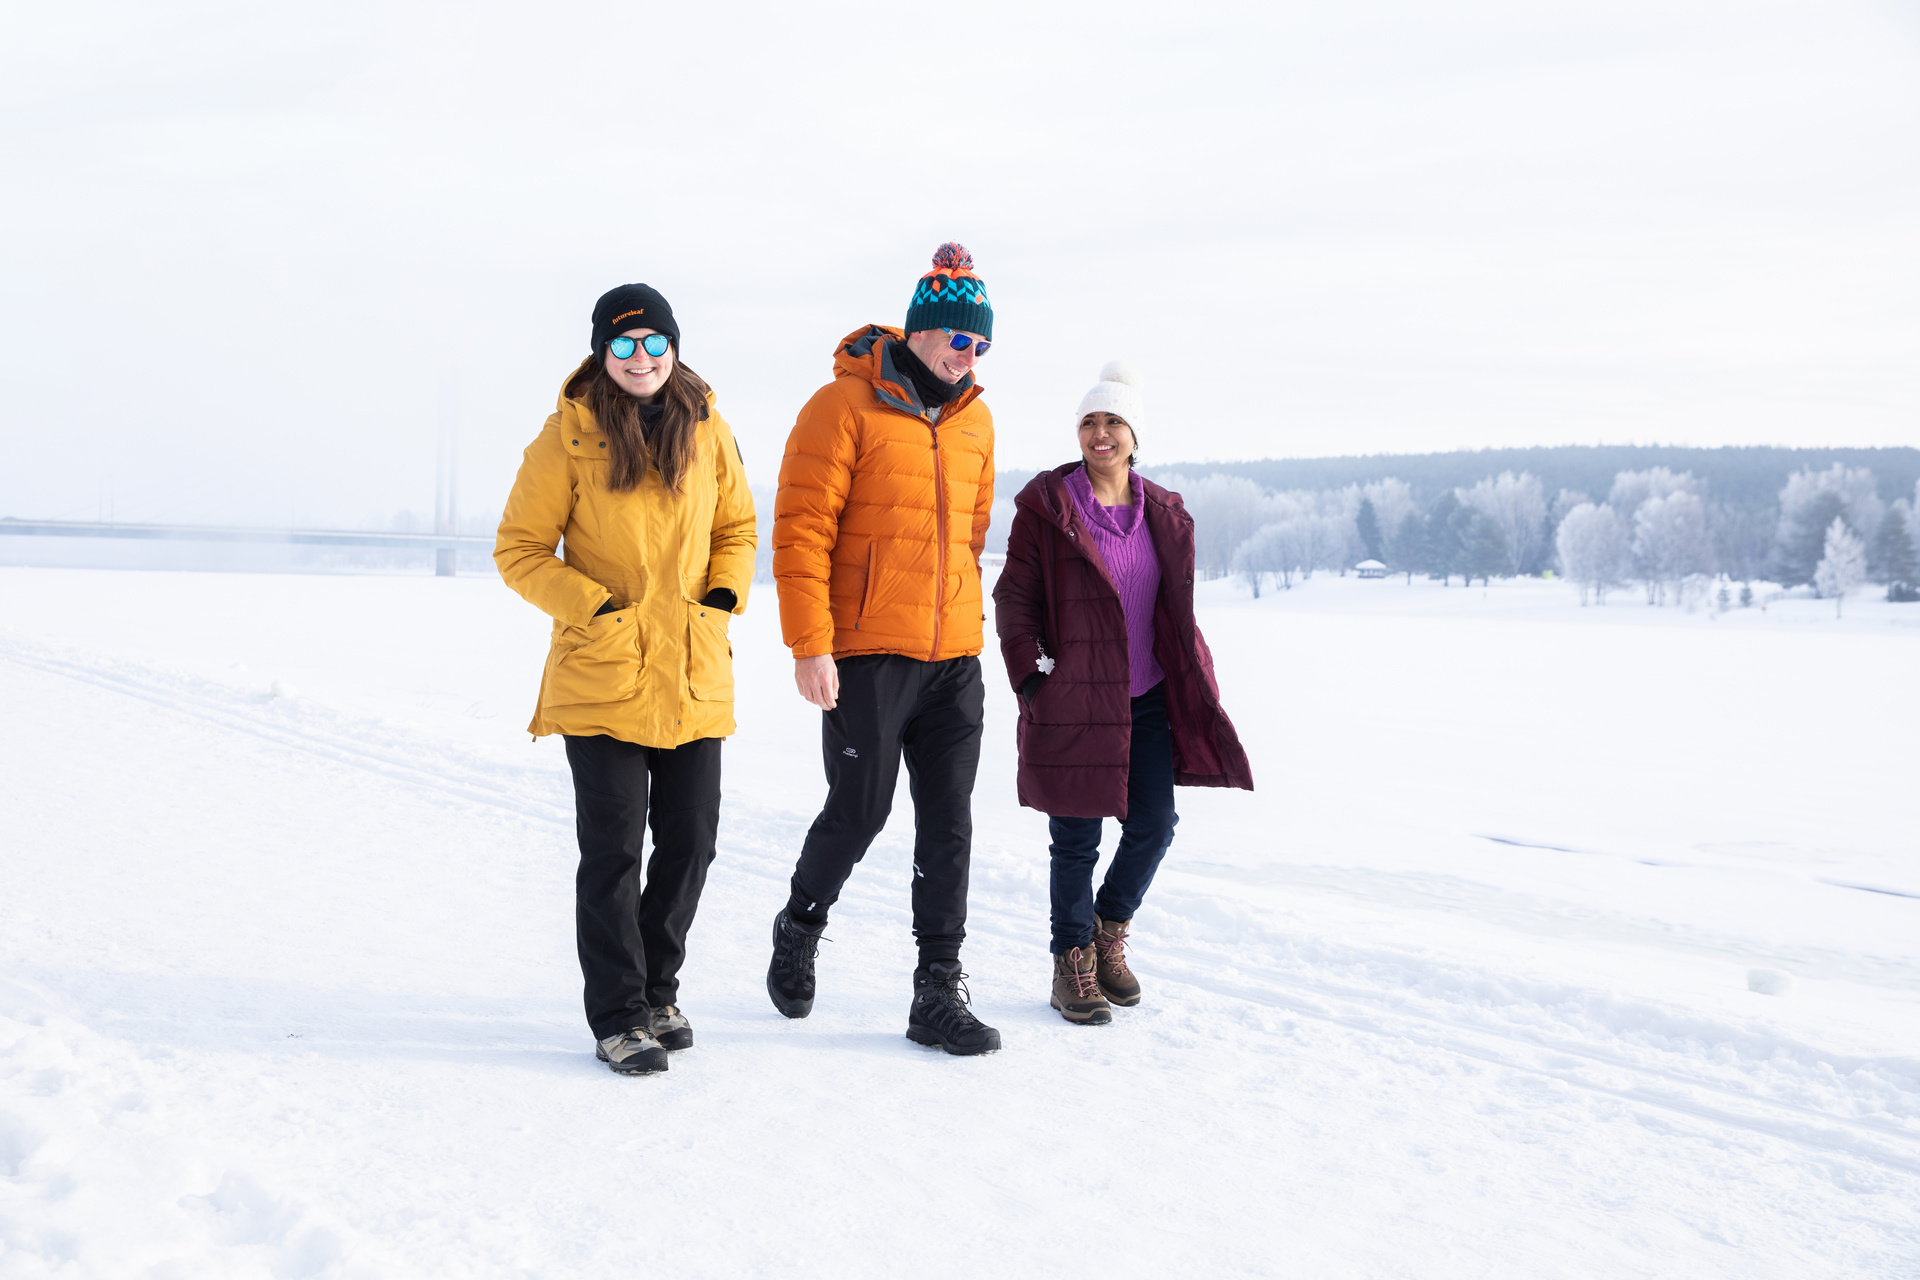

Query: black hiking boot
[767,908,827,1019]
[906,961,1002,1056]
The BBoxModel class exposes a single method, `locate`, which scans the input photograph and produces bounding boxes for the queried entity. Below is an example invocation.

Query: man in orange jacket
[768,243,1001,1055]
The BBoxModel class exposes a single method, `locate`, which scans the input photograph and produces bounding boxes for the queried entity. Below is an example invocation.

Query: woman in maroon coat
[993,362,1253,1026]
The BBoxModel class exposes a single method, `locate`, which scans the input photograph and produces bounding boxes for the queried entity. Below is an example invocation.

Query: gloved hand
[700,587,737,611]
[1019,672,1045,706]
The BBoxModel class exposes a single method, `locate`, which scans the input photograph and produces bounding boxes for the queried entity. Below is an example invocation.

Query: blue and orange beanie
[905,243,992,340]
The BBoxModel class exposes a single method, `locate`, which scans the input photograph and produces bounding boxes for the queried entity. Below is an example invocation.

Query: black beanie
[590,284,680,355]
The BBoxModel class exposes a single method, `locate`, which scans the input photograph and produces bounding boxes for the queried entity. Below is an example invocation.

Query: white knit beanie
[1074,361,1145,442]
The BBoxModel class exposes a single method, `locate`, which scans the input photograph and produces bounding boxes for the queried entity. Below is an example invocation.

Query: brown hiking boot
[1050,946,1112,1025]
[1093,916,1141,1006]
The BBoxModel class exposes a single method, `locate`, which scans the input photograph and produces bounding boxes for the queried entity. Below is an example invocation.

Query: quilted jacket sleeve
[705,410,757,613]
[494,421,612,627]
[772,388,857,658]
[991,499,1047,693]
[970,412,995,561]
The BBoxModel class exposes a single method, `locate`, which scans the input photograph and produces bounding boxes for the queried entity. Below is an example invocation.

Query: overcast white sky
[2,0,1916,527]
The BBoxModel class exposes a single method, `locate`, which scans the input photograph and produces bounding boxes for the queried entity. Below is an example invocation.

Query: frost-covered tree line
[1140,463,1920,606]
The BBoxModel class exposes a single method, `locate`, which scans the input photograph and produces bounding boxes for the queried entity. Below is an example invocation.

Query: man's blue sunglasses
[943,328,991,356]
[609,334,671,359]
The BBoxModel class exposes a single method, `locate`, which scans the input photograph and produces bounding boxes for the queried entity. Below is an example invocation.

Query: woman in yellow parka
[496,283,755,1076]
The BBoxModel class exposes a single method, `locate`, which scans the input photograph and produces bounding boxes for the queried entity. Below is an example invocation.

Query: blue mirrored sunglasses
[942,328,991,356]
[609,333,671,359]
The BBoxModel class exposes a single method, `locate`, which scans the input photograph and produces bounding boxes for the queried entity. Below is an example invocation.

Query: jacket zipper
[858,541,876,624]
[929,419,946,661]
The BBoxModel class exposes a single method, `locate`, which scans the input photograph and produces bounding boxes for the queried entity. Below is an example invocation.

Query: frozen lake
[2,566,1916,1277]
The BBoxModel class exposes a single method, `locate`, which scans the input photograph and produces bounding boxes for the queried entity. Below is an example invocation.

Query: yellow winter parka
[495,362,756,747]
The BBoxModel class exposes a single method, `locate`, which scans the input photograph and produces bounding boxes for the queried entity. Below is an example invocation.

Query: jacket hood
[556,358,600,433]
[1016,463,1182,531]
[832,324,981,422]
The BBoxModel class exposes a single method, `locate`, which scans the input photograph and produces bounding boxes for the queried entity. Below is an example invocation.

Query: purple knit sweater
[1065,465,1165,697]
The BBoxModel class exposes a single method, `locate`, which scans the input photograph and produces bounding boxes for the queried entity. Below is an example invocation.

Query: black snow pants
[789,654,984,967]
[563,733,722,1040]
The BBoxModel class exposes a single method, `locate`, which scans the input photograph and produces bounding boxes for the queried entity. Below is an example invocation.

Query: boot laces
[922,969,981,1025]
[775,919,829,973]
[1067,951,1100,1000]
[1095,931,1133,980]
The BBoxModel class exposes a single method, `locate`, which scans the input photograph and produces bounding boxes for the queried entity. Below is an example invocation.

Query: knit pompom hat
[1075,361,1145,444]
[905,242,993,339]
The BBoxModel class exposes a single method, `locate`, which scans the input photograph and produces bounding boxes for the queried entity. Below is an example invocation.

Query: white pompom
[1099,360,1143,389]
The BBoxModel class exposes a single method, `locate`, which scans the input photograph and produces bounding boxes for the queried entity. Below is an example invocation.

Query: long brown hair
[566,349,711,493]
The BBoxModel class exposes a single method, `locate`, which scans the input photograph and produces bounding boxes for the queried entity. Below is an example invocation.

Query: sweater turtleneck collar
[1065,463,1142,537]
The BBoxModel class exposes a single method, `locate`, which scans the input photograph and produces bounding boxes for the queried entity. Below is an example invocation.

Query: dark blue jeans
[1047,683,1178,955]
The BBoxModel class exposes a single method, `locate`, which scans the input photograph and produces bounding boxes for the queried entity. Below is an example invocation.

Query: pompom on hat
[1075,361,1145,449]
[905,242,993,340]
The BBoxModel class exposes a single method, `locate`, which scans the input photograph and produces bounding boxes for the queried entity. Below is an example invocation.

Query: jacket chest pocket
[687,602,734,702]
[544,612,641,708]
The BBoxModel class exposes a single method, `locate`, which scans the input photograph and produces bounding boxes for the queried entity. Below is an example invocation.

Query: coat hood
[832,324,982,422]
[1015,463,1185,531]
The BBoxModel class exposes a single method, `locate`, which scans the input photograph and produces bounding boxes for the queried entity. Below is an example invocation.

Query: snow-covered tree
[1232,513,1355,591]
[1354,497,1383,562]
[1546,489,1591,573]
[1457,472,1547,575]
[1813,517,1866,618]
[1551,490,1592,523]
[1298,514,1350,579]
[1233,520,1310,594]
[1709,502,1774,586]
[1161,474,1271,578]
[1554,503,1630,605]
[1360,479,1418,551]
[1608,468,1700,525]
[1631,492,1714,605]
[1774,488,1846,587]
[1774,465,1883,586]
[1386,512,1425,583]
[1459,511,1511,585]
[1424,492,1469,585]
[1232,526,1274,597]
[1868,500,1917,587]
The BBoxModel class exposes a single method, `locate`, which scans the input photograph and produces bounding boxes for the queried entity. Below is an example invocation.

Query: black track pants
[563,733,722,1040]
[790,654,984,965]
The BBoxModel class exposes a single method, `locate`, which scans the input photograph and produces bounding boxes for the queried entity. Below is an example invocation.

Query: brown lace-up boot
[1049,946,1112,1025]
[1093,916,1141,1006]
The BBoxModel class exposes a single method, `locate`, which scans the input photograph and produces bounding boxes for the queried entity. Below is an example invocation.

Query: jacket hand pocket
[858,541,877,620]
[542,610,642,708]
[687,600,734,702]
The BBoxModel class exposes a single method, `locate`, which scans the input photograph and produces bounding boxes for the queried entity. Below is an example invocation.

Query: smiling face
[904,328,985,384]
[1078,411,1136,473]
[603,327,674,401]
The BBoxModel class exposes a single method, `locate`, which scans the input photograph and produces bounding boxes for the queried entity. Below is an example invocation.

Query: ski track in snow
[5,627,1920,1276]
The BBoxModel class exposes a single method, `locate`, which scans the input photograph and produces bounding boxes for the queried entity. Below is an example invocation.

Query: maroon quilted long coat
[993,463,1253,818]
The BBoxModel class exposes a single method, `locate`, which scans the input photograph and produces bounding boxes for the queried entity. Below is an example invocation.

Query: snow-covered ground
[2,566,1916,1278]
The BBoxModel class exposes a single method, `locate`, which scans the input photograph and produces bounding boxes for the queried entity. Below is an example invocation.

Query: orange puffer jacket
[773,325,995,661]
